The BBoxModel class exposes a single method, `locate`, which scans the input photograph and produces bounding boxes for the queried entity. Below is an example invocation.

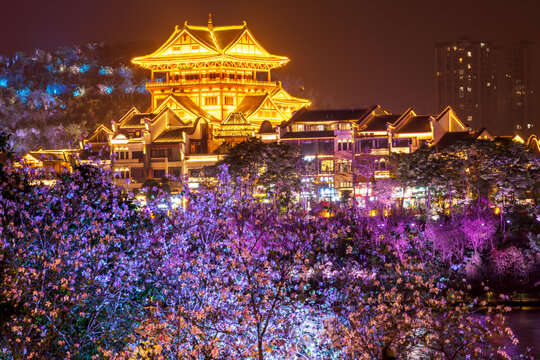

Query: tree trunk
[427,185,431,216]
[448,181,454,221]
[258,339,264,360]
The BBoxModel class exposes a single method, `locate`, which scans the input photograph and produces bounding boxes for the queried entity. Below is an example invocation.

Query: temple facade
[82,16,310,188]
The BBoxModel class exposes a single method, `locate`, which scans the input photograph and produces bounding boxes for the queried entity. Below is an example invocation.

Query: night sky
[2,0,539,115]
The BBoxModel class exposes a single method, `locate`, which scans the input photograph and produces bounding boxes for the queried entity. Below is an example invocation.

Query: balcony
[369,148,390,156]
[375,170,391,178]
[391,147,410,154]
[146,78,276,88]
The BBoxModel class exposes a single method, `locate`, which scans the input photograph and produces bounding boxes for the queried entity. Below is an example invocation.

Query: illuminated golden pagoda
[25,17,312,188]
[132,15,310,124]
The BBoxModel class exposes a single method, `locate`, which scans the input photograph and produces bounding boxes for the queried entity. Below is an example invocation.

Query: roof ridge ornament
[208,14,213,30]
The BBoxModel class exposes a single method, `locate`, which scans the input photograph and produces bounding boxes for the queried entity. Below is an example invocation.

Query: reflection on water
[505,310,540,358]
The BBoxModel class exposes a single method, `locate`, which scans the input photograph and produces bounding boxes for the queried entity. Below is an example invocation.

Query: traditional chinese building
[278,106,471,201]
[82,16,310,188]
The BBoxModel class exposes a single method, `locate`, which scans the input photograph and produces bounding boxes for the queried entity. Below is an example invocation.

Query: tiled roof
[395,116,432,133]
[153,126,190,144]
[216,112,253,138]
[236,94,267,118]
[185,28,217,50]
[171,95,219,122]
[360,115,400,132]
[435,131,473,147]
[282,108,369,128]
[132,23,289,67]
[258,120,275,134]
[28,149,78,162]
[280,130,335,139]
[212,28,245,51]
[120,112,159,129]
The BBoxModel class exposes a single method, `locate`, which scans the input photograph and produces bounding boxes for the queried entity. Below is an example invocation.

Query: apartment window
[189,169,202,177]
[318,139,334,155]
[300,140,317,155]
[153,169,166,179]
[189,140,207,155]
[320,160,334,173]
[131,167,145,182]
[224,96,234,106]
[204,96,218,106]
[392,138,410,148]
[115,151,128,160]
[132,151,144,161]
[376,138,388,148]
[151,147,169,158]
[467,51,472,57]
[115,169,130,179]
[338,160,352,172]
[168,167,182,177]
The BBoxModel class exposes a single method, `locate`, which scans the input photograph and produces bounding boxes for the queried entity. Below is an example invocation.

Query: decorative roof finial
[208,13,213,30]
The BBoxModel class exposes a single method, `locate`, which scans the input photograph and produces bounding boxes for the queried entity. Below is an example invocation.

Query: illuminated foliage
[0,162,534,359]
[0,43,152,152]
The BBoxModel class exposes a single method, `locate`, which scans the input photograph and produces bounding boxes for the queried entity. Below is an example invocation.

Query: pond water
[505,310,540,358]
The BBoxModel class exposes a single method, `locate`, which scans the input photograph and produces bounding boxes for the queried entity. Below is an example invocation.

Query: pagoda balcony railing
[146,78,276,88]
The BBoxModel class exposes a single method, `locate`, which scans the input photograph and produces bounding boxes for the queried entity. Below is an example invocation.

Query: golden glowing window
[320,160,334,173]
[224,96,234,106]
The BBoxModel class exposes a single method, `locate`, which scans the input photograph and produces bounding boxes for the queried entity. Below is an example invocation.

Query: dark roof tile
[280,130,335,139]
[396,116,432,133]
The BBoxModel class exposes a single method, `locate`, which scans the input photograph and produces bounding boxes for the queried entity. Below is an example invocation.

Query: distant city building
[435,37,498,132]
[500,40,535,135]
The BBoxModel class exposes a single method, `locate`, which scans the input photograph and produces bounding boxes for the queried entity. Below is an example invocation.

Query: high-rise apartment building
[435,37,498,131]
[500,40,535,135]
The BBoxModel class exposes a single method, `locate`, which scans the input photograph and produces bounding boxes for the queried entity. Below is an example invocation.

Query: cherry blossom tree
[0,164,153,358]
